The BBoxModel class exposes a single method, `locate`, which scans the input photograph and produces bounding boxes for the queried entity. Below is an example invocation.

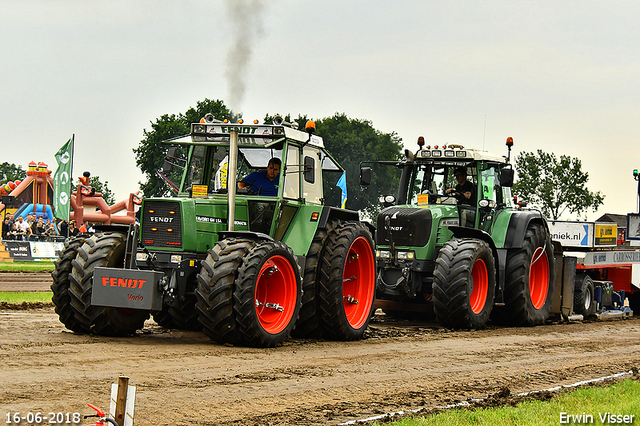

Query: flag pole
[69,134,74,221]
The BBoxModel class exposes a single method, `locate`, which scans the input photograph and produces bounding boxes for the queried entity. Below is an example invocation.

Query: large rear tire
[497,223,555,326]
[51,236,90,333]
[292,221,335,338]
[319,222,376,340]
[433,238,496,329]
[573,273,596,317]
[234,240,302,347]
[69,232,149,336]
[196,238,256,345]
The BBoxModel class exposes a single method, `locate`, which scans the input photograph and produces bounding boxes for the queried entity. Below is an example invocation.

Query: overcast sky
[2,0,639,221]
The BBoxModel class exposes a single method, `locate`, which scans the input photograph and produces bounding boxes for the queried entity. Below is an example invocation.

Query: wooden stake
[115,376,129,426]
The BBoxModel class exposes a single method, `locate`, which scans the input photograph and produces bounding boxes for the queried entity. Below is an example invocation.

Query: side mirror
[500,168,514,187]
[360,167,372,186]
[303,156,315,183]
[163,147,177,173]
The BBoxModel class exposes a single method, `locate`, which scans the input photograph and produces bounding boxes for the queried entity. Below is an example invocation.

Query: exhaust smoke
[224,0,266,111]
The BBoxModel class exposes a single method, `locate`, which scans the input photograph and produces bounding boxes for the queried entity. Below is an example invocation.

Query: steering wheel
[239,181,260,195]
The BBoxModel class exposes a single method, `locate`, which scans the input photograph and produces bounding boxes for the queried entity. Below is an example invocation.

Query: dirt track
[1,306,639,426]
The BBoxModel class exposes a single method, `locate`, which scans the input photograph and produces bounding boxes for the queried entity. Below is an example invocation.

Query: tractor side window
[283,145,300,199]
[209,147,231,192]
[303,146,322,205]
[409,166,448,205]
[183,145,207,191]
[480,167,499,203]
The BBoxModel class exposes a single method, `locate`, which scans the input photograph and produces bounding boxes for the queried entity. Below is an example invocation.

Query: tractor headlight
[379,195,396,204]
[170,255,182,264]
[136,253,149,262]
[397,251,415,260]
[376,250,392,259]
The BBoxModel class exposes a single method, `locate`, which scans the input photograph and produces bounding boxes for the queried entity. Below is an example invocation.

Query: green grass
[0,291,53,303]
[375,379,640,426]
[0,261,54,272]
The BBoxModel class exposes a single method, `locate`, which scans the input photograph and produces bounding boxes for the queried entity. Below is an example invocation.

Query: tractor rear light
[376,250,392,259]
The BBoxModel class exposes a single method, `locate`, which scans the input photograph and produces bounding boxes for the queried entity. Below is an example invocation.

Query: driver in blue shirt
[238,157,281,196]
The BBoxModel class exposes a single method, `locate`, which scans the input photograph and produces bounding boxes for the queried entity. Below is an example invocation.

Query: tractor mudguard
[318,206,360,228]
[218,230,274,242]
[504,211,548,249]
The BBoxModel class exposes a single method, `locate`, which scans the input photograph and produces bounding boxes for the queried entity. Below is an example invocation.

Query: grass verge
[0,291,53,303]
[0,261,55,272]
[374,378,639,426]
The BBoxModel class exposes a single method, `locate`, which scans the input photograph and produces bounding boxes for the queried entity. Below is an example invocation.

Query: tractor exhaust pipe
[227,130,238,231]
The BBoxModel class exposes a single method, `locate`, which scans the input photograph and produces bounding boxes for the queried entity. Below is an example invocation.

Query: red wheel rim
[529,247,549,310]
[342,236,375,329]
[470,258,488,314]
[254,255,297,334]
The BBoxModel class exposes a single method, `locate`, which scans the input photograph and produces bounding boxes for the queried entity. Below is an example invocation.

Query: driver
[446,167,475,205]
[238,157,281,196]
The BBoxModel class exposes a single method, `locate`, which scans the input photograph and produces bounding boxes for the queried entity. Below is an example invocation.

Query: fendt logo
[149,216,174,223]
[220,126,258,134]
[100,276,147,289]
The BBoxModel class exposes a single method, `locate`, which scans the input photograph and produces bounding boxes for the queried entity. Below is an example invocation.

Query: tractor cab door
[478,166,501,232]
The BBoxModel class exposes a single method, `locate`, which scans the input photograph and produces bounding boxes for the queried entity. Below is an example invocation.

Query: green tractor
[51,115,376,347]
[360,136,555,329]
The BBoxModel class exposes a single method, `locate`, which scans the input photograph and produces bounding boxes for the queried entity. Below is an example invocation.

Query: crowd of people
[1,213,94,242]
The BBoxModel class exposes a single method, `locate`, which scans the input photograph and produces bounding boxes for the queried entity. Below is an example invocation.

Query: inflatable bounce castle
[0,161,141,226]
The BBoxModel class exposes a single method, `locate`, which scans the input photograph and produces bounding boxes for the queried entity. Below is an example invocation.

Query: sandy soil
[1,307,639,426]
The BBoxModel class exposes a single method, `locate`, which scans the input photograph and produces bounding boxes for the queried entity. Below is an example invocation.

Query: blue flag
[336,172,347,209]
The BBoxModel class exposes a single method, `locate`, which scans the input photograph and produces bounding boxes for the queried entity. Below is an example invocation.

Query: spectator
[68,221,79,238]
[58,219,68,238]
[5,214,14,236]
[33,216,47,240]
[44,219,59,238]
[78,220,88,233]
[15,216,32,240]
[2,217,11,240]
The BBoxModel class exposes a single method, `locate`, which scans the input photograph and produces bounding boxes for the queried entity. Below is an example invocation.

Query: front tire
[234,241,302,347]
[196,238,256,345]
[319,222,376,340]
[69,232,149,336]
[196,238,302,347]
[497,223,555,326]
[51,236,90,333]
[433,238,496,329]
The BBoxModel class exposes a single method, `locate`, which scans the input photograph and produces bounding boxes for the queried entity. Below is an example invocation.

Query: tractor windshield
[408,163,476,206]
[182,145,282,194]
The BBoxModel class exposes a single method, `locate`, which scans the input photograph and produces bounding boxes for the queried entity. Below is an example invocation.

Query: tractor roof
[166,122,325,148]
[412,145,508,165]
